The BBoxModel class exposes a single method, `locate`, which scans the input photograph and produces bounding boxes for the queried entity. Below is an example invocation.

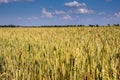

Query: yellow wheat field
[0,27,120,80]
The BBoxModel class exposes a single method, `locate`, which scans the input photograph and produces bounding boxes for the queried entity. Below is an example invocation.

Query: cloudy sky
[0,0,120,26]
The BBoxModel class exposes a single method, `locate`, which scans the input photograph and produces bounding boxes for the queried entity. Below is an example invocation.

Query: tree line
[0,24,119,27]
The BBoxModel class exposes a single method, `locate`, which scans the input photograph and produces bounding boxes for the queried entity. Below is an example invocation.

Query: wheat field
[0,27,120,80]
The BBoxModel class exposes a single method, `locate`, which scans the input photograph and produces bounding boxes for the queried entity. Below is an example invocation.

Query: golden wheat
[0,27,120,80]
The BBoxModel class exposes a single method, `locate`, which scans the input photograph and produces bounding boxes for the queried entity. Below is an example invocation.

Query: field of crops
[0,27,120,80]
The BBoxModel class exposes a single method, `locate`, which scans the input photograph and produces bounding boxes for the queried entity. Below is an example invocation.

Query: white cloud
[115,12,120,18]
[41,9,66,18]
[77,8,93,14]
[27,16,39,20]
[42,8,53,18]
[65,1,86,8]
[63,15,72,20]
[65,1,93,14]
[54,11,65,15]
[0,0,34,3]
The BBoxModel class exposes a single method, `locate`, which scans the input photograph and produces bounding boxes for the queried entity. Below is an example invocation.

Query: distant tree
[78,25,84,27]
[96,24,99,27]
[113,24,119,26]
[108,24,111,26]
[9,24,16,27]
[89,24,95,27]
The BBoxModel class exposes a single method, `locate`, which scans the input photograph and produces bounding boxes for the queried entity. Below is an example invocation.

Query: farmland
[0,26,120,80]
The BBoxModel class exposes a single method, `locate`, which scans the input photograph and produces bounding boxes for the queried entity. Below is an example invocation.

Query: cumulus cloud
[63,15,72,20]
[77,8,93,14]
[115,12,120,18]
[54,11,65,15]
[42,8,53,18]
[27,16,39,20]
[41,8,66,18]
[65,1,86,8]
[0,0,34,3]
[40,1,93,20]
[65,1,93,14]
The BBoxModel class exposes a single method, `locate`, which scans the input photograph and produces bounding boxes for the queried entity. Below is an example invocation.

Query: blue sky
[0,0,120,26]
